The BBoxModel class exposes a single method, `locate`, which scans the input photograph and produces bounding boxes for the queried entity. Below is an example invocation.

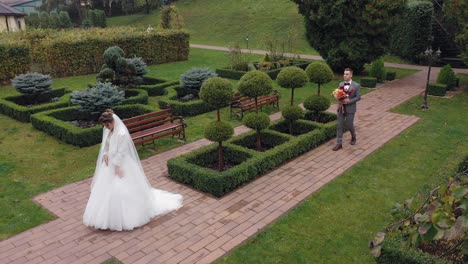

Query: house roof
[0,1,25,16]
[1,0,36,7]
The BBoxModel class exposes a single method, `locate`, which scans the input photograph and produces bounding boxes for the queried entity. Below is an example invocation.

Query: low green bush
[386,71,396,81]
[369,58,386,82]
[138,77,179,96]
[31,104,153,147]
[436,65,457,91]
[123,89,148,105]
[0,88,70,122]
[428,83,447,96]
[158,85,215,116]
[303,111,337,123]
[168,119,337,197]
[215,61,310,80]
[361,77,377,88]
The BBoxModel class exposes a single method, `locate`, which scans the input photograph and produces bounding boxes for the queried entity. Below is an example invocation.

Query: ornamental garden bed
[0,88,70,122]
[31,104,153,147]
[158,85,215,116]
[216,60,311,80]
[137,77,179,96]
[303,111,338,123]
[167,118,337,197]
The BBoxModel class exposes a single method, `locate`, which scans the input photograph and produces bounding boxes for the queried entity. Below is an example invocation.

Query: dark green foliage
[293,0,404,73]
[262,53,270,62]
[305,62,333,95]
[30,104,153,147]
[127,57,149,77]
[103,46,125,68]
[49,12,60,29]
[369,58,386,82]
[0,88,69,122]
[237,71,273,99]
[277,66,308,105]
[216,61,310,80]
[168,120,336,196]
[303,95,330,113]
[231,130,290,151]
[282,105,304,122]
[436,65,457,90]
[122,89,148,105]
[386,71,396,81]
[388,1,433,62]
[427,83,447,96]
[361,77,377,88]
[158,85,215,116]
[243,112,270,131]
[204,121,234,142]
[303,111,337,124]
[58,11,72,28]
[180,68,218,92]
[0,44,31,83]
[39,12,50,28]
[11,72,52,97]
[199,77,233,109]
[98,46,147,87]
[27,11,72,29]
[87,9,107,28]
[138,78,178,96]
[70,82,125,115]
[26,12,40,28]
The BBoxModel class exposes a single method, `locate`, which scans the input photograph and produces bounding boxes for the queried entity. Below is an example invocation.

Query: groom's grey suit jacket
[338,81,361,113]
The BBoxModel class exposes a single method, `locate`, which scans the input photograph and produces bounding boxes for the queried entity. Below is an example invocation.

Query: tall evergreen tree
[292,0,404,73]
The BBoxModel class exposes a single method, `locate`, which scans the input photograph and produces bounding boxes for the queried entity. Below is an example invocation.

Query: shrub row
[0,44,31,84]
[0,88,70,122]
[138,78,179,96]
[216,61,310,80]
[30,104,154,147]
[167,119,337,197]
[123,89,148,105]
[427,83,447,96]
[361,77,377,88]
[158,85,215,116]
[0,27,189,78]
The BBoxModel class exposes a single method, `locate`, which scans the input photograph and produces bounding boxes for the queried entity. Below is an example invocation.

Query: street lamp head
[435,47,441,57]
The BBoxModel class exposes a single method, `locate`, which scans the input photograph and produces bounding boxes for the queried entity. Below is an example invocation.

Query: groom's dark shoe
[350,137,356,145]
[332,144,342,151]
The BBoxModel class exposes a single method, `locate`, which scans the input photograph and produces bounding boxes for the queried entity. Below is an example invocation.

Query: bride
[83,109,183,231]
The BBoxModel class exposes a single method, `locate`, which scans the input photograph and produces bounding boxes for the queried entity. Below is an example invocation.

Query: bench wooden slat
[230,91,280,119]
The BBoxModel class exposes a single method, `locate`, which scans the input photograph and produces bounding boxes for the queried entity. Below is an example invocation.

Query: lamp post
[421,47,441,110]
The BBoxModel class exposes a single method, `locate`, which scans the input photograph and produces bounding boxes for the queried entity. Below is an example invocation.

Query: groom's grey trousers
[336,112,356,144]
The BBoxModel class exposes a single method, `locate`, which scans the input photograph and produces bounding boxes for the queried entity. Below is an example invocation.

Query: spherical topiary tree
[237,71,273,113]
[282,105,304,134]
[305,62,334,96]
[200,77,234,171]
[277,66,308,105]
[11,72,53,104]
[303,95,331,122]
[243,112,270,151]
[70,82,125,115]
[437,64,457,90]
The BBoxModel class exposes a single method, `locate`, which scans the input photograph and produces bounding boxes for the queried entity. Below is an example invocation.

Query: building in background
[2,0,40,14]
[0,1,26,32]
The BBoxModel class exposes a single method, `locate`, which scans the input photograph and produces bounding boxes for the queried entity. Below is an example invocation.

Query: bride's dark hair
[98,109,114,124]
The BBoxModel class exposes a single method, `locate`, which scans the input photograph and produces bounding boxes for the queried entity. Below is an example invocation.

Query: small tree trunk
[290,88,294,106]
[255,97,258,113]
[217,109,221,121]
[218,141,224,171]
[317,82,321,96]
[256,129,262,151]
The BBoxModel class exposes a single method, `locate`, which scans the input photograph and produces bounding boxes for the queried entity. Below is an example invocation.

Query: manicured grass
[217,85,468,262]
[107,0,318,55]
[0,48,419,240]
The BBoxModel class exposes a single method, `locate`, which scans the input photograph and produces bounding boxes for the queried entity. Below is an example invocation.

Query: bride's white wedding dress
[83,114,182,231]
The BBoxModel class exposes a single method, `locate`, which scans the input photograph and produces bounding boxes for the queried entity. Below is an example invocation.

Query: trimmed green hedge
[303,111,338,123]
[31,104,154,147]
[123,89,148,105]
[378,235,451,264]
[386,71,396,81]
[158,85,215,116]
[216,61,311,80]
[0,44,31,84]
[428,83,447,96]
[138,77,179,96]
[0,88,70,122]
[361,77,377,88]
[167,118,337,197]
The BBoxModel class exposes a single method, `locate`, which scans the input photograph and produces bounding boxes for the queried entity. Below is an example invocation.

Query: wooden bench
[230,90,280,119]
[122,109,187,146]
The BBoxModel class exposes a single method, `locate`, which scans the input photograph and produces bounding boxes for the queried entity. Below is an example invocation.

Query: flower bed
[31,104,153,147]
[0,88,70,122]
[167,118,337,197]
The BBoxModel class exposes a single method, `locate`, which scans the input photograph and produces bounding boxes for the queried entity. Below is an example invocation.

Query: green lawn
[217,81,468,263]
[0,48,418,240]
[108,0,318,55]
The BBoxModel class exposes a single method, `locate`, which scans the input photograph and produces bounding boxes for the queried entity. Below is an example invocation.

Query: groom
[332,68,361,151]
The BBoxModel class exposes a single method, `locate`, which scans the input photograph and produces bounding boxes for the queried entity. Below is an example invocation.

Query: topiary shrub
[436,64,457,91]
[303,95,331,122]
[237,70,274,111]
[277,66,308,105]
[427,83,447,96]
[386,71,396,81]
[180,68,217,94]
[243,112,270,151]
[11,72,53,104]
[361,77,377,88]
[369,58,386,82]
[70,82,125,115]
[305,62,333,96]
[282,105,304,134]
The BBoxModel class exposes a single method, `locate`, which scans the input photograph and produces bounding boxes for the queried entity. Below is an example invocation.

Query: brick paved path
[1,48,466,263]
